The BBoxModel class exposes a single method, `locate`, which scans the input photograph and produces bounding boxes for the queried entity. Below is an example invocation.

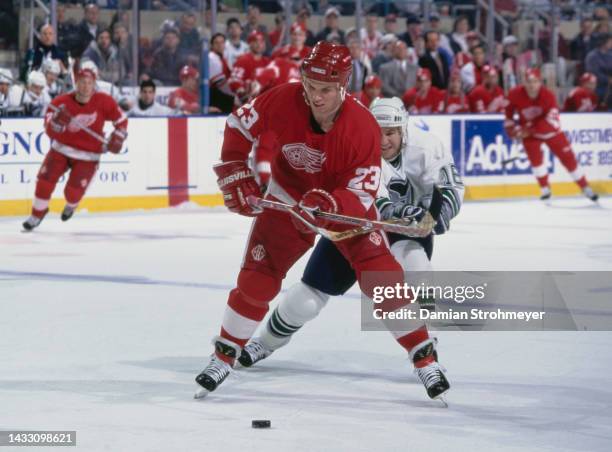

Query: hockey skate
[539,186,552,201]
[61,205,76,222]
[582,186,599,202]
[410,338,450,403]
[22,209,48,232]
[194,337,240,399]
[238,338,274,367]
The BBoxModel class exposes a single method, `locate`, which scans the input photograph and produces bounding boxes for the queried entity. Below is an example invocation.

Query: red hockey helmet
[364,75,382,89]
[301,41,352,86]
[290,22,306,34]
[76,67,97,81]
[179,65,199,81]
[580,72,596,85]
[247,30,265,43]
[525,67,541,81]
[416,68,432,81]
[482,64,498,77]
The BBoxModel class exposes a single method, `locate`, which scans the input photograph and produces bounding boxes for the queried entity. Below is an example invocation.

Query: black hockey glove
[433,202,453,235]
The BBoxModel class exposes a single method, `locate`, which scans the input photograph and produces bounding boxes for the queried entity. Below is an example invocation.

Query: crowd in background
[1,0,611,117]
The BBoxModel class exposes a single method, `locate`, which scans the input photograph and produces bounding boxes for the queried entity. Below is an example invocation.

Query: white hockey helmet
[370,97,409,142]
[42,59,61,75]
[27,70,46,87]
[370,97,408,128]
[0,68,12,84]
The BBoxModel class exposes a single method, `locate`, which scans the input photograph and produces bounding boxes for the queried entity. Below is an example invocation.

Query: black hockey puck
[251,420,271,429]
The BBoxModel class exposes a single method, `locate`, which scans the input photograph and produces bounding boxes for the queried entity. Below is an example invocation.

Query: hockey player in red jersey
[468,65,506,113]
[250,52,301,98]
[168,65,200,115]
[22,67,128,231]
[195,42,448,401]
[359,74,382,107]
[563,72,599,112]
[228,31,270,106]
[504,68,598,201]
[271,23,311,62]
[401,68,445,114]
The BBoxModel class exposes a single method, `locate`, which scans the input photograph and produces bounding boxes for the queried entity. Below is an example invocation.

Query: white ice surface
[1,197,612,451]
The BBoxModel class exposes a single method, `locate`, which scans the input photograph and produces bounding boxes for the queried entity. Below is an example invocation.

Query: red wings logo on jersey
[67,112,97,133]
[520,106,543,121]
[282,143,326,174]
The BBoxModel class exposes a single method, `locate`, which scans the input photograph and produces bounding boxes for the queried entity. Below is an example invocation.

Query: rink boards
[0,112,610,215]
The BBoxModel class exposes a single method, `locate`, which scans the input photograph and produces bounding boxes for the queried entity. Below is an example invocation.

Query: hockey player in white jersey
[239,97,464,401]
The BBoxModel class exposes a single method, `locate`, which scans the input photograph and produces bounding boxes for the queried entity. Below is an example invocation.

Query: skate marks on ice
[0,269,235,291]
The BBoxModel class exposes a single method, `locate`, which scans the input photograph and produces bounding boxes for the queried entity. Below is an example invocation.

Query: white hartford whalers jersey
[376,120,464,221]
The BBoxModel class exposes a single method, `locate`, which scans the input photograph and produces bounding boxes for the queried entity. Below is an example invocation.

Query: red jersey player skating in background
[22,67,128,231]
[504,68,598,201]
[195,42,450,402]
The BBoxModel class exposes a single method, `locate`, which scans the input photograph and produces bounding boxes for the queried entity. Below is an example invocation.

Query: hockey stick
[46,103,109,145]
[247,195,436,240]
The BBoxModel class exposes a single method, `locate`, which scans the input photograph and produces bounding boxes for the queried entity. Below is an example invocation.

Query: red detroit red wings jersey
[444,93,469,113]
[45,92,127,153]
[468,85,506,113]
[402,86,445,114]
[563,87,598,112]
[228,53,270,93]
[504,85,561,140]
[255,58,301,94]
[221,83,382,219]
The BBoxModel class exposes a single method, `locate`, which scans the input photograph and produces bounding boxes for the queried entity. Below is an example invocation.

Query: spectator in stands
[82,29,128,85]
[585,33,612,107]
[269,12,285,51]
[72,3,107,58]
[224,18,249,68]
[419,31,452,90]
[398,14,422,49]
[0,0,18,50]
[444,70,469,113]
[461,44,488,91]
[21,24,67,80]
[178,12,201,56]
[41,59,63,99]
[563,72,600,112]
[468,65,506,113]
[402,67,445,114]
[169,65,200,115]
[112,23,133,82]
[242,5,271,54]
[209,33,234,114]
[427,13,452,55]
[447,15,471,55]
[296,6,316,47]
[150,28,187,86]
[55,4,78,57]
[359,75,382,108]
[128,79,174,117]
[272,23,310,63]
[360,13,382,60]
[314,7,346,45]
[347,38,369,96]
[592,18,610,43]
[372,33,397,73]
[379,40,418,98]
[501,35,519,90]
[383,14,399,36]
[570,17,594,69]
